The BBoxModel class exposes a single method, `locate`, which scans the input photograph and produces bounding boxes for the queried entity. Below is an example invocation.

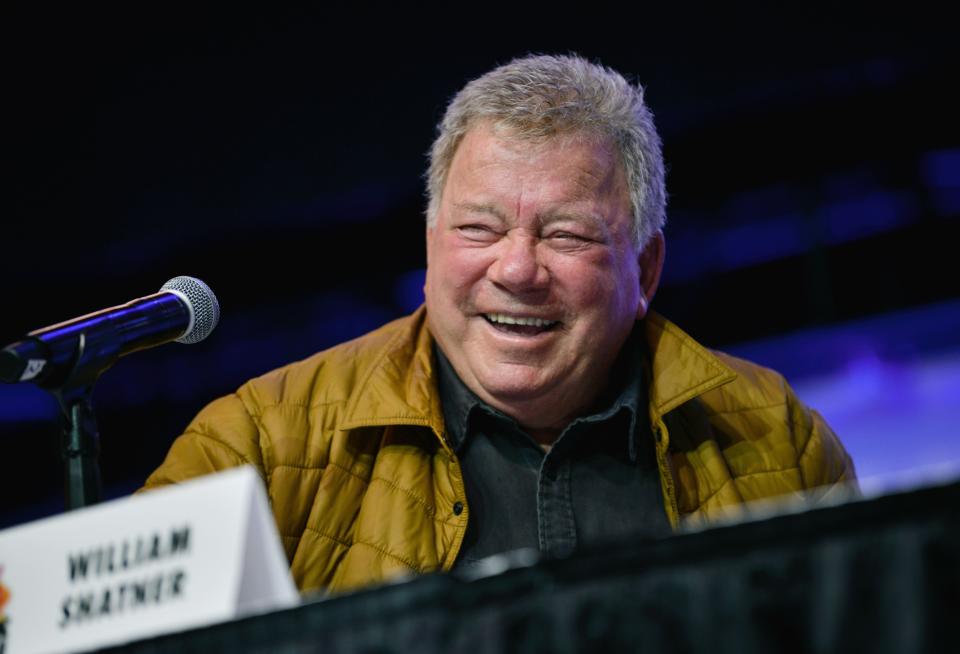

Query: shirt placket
[536,448,576,558]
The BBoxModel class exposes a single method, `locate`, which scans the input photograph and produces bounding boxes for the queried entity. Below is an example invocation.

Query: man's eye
[457,225,498,240]
[549,232,589,243]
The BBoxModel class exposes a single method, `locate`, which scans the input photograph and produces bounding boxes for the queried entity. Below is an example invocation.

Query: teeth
[485,313,557,328]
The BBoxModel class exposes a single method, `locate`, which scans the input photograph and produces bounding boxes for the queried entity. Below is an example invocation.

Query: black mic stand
[47,331,122,511]
[54,387,103,510]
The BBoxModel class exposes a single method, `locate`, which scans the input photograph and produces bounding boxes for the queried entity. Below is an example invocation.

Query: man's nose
[487,232,549,292]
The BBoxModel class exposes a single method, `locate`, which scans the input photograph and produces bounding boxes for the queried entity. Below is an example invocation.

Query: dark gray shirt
[435,332,670,571]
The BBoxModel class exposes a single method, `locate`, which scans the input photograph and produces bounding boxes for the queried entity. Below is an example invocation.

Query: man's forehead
[446,125,628,211]
[463,121,616,159]
[454,125,621,180]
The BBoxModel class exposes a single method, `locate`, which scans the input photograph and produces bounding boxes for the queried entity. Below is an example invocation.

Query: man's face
[425,124,651,430]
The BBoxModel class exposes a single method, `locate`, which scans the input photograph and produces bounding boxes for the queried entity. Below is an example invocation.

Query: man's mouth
[482,313,560,336]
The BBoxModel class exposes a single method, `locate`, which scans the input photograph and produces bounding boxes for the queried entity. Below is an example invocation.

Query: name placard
[0,466,298,654]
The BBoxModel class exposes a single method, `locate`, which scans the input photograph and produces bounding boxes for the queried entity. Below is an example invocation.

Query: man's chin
[454,355,575,413]
[474,373,561,408]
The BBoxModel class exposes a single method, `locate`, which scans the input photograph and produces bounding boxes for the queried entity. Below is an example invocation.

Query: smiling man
[144,54,857,594]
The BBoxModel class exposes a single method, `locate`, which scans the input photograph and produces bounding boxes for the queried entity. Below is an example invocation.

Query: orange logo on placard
[0,566,8,653]
[0,566,9,619]
[0,565,9,621]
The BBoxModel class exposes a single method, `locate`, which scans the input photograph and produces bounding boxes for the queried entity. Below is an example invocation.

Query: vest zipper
[653,418,681,530]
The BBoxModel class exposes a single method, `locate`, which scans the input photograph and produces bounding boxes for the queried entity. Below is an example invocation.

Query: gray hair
[425,54,667,248]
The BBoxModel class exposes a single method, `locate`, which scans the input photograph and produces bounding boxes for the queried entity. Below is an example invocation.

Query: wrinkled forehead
[481,119,618,159]
[448,122,629,200]
[451,120,622,175]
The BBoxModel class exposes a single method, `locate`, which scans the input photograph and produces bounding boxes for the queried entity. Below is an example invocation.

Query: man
[143,54,856,594]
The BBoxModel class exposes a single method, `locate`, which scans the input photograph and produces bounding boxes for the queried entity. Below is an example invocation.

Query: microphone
[0,276,220,388]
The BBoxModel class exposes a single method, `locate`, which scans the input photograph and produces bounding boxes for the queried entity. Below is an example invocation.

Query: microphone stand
[53,388,102,510]
[47,332,122,511]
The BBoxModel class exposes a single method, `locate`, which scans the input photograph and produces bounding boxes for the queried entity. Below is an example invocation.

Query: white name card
[0,466,298,654]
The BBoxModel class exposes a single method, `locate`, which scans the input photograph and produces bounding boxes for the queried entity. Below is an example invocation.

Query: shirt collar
[434,345,483,454]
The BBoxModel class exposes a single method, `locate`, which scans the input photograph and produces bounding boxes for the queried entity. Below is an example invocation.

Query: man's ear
[637,230,665,320]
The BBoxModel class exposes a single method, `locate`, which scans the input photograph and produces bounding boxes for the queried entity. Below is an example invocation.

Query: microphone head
[160,276,221,344]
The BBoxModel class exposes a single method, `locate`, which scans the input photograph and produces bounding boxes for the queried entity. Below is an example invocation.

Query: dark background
[2,4,958,526]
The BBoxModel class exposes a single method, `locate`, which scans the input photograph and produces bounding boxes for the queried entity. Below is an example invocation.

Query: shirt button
[452,501,464,516]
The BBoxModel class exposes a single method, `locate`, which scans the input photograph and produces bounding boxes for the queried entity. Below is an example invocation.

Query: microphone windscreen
[161,276,221,344]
